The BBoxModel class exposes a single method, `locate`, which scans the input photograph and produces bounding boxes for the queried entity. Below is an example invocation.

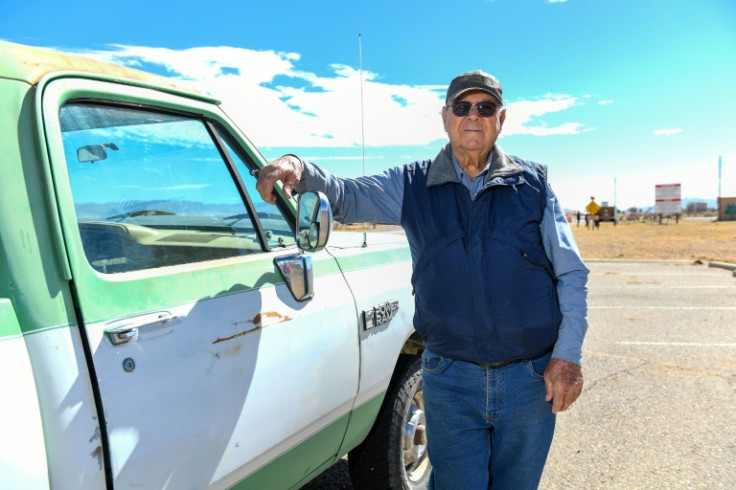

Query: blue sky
[3,0,735,210]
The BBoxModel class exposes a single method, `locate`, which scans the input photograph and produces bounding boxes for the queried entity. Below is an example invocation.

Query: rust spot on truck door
[90,446,103,470]
[252,311,292,326]
[212,311,292,344]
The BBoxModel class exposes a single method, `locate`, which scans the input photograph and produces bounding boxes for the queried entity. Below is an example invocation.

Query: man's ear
[498,108,507,132]
[442,106,449,132]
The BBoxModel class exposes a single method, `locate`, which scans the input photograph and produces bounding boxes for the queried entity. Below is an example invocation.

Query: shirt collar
[426,143,524,188]
[451,152,492,183]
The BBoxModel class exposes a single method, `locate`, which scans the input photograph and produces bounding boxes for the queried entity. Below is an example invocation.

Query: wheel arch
[400,331,425,357]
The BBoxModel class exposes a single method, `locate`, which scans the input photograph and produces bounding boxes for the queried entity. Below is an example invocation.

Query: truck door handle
[106,327,138,345]
[104,311,178,345]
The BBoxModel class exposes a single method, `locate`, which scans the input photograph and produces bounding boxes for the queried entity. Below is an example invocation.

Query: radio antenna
[359,33,367,247]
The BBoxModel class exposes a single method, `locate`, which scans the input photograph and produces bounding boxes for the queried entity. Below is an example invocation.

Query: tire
[348,355,431,490]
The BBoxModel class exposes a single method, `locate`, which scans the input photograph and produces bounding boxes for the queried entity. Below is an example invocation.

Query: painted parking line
[594,273,728,277]
[590,306,736,310]
[617,341,736,347]
[594,285,736,289]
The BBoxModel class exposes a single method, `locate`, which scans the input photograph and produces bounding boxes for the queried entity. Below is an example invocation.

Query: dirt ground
[570,218,736,264]
[337,218,736,264]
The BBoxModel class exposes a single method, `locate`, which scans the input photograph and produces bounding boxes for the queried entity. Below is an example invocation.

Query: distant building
[686,202,708,213]
[717,197,736,221]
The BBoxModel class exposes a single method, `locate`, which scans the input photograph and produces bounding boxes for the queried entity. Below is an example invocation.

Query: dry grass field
[570,218,736,264]
[337,218,736,264]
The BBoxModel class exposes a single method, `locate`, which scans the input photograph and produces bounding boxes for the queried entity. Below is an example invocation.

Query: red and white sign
[655,183,681,214]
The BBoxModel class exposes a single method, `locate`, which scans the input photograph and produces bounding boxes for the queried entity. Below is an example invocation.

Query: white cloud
[502,95,584,136]
[598,100,614,105]
[70,45,590,147]
[653,128,683,136]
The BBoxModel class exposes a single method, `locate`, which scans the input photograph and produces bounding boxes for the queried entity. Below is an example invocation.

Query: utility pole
[613,177,617,209]
[718,155,722,220]
[613,177,618,224]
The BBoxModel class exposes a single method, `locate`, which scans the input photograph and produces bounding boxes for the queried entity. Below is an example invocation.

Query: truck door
[41,78,359,489]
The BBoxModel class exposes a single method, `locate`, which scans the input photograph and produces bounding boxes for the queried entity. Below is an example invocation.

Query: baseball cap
[445,70,503,106]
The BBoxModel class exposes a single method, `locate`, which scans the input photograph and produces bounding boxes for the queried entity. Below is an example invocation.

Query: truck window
[215,127,296,250]
[58,102,292,273]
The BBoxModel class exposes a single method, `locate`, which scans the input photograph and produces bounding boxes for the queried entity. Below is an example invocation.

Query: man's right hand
[255,155,303,204]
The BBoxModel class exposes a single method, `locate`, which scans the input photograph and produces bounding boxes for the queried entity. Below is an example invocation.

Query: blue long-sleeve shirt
[295,146,589,365]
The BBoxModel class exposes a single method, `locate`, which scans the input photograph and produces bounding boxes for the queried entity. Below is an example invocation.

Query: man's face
[442,90,505,157]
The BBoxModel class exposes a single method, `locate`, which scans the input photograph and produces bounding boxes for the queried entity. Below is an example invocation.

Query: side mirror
[273,192,332,302]
[296,191,332,252]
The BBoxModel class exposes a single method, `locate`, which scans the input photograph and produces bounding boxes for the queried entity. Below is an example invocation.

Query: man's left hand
[544,359,583,414]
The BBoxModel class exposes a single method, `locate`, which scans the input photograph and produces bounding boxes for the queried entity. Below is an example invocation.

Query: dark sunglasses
[448,101,501,118]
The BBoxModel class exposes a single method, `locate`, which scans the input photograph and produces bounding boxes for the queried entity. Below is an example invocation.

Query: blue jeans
[422,350,556,490]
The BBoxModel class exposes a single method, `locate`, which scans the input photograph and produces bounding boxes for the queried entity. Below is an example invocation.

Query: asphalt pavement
[303,260,736,489]
[541,260,736,489]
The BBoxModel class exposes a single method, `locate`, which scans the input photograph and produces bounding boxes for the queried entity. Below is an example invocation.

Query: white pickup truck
[0,41,429,489]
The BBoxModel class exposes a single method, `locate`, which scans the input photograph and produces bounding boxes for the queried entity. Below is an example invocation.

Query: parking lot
[304,259,736,489]
[540,260,736,489]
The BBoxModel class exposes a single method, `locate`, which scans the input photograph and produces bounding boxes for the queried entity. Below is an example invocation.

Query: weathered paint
[336,390,387,462]
[0,300,50,488]
[22,327,105,488]
[0,299,23,340]
[226,412,351,490]
[38,74,366,484]
[1,41,420,490]
[228,392,387,490]
[0,40,213,101]
[0,77,79,338]
[1,71,102,488]
[0,72,412,339]
[36,76,331,325]
[84,276,359,488]
[329,243,417,407]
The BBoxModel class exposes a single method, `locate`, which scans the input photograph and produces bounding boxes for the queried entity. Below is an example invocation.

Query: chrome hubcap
[403,390,429,481]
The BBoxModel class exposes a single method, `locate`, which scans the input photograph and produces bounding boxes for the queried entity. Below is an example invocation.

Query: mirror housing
[273,192,332,302]
[274,255,314,301]
[296,191,331,252]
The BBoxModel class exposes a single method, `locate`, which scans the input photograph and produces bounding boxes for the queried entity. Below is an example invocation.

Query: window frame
[40,75,297,280]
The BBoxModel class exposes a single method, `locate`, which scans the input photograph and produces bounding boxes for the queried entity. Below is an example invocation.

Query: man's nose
[467,105,482,118]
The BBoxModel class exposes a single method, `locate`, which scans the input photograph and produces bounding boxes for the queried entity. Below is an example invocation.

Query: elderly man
[257,70,589,489]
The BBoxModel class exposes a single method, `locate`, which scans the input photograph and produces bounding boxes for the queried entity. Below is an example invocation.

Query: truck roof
[0,40,217,103]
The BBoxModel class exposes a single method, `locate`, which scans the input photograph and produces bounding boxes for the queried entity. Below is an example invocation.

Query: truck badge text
[363,300,399,329]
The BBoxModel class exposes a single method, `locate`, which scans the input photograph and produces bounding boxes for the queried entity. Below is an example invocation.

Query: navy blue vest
[400,147,562,363]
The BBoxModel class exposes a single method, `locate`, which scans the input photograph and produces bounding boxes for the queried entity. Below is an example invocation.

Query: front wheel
[348,355,431,490]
